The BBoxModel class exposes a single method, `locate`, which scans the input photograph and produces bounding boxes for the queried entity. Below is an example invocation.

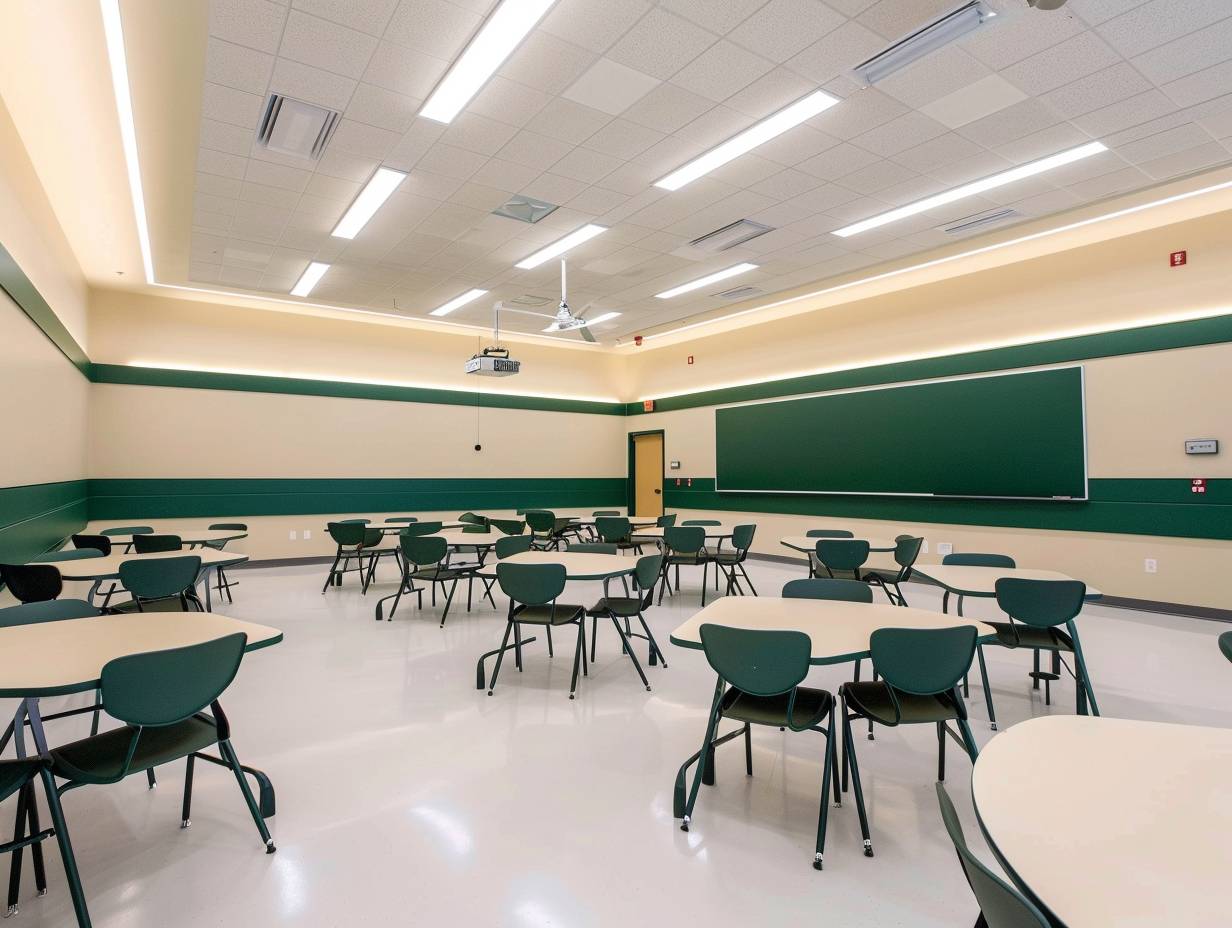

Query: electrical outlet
[303,529,312,540]
[937,542,953,556]
[1144,557,1157,574]
[289,530,297,541]
[921,539,929,554]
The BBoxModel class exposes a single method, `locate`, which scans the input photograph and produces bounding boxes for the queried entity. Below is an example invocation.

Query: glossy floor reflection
[3,558,1228,927]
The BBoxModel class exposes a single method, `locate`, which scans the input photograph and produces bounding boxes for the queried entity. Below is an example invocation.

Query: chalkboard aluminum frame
[713,365,1088,501]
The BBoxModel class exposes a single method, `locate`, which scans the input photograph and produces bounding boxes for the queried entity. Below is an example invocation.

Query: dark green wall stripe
[88,477,626,520]
[629,314,1232,414]
[665,477,1232,541]
[0,480,89,563]
[0,243,89,376]
[90,363,626,416]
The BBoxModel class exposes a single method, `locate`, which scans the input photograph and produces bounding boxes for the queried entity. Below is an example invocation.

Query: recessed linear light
[543,311,620,333]
[429,288,489,317]
[656,264,759,299]
[515,224,607,269]
[291,262,330,297]
[420,0,560,124]
[332,167,407,239]
[832,141,1108,238]
[654,91,840,192]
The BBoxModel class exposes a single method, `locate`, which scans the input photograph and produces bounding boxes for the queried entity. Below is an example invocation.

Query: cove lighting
[420,0,559,124]
[543,311,620,333]
[833,142,1108,237]
[655,91,840,191]
[515,224,607,269]
[291,262,331,297]
[332,167,407,239]
[430,288,489,317]
[656,264,758,299]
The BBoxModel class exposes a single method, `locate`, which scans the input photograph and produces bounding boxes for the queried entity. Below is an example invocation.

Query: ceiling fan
[499,260,607,343]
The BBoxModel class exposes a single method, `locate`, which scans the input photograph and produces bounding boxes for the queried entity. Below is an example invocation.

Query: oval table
[374,529,503,622]
[44,548,249,612]
[972,715,1232,928]
[100,527,248,549]
[780,535,902,555]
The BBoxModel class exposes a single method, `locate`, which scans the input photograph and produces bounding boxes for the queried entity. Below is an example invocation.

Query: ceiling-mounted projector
[1027,0,1068,8]
[465,346,520,377]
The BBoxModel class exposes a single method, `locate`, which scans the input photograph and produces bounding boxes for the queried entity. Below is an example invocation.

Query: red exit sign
[1170,250,1187,267]
[1191,478,1206,494]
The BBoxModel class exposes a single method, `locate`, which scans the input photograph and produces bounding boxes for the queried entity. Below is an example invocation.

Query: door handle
[654,489,661,494]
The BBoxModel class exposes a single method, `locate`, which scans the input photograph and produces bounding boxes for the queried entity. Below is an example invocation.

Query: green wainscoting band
[629,314,1232,415]
[0,243,90,375]
[0,480,89,563]
[664,477,1232,541]
[88,477,627,520]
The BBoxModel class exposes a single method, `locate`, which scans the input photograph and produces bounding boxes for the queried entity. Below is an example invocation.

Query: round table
[780,535,901,554]
[43,549,249,612]
[492,550,637,580]
[101,527,248,548]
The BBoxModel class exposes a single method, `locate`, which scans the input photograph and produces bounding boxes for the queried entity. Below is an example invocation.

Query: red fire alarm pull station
[634,335,643,346]
[642,399,655,412]
[687,355,694,365]
[687,478,693,487]
[1191,478,1206,494]
[1170,250,1187,267]
[675,478,681,486]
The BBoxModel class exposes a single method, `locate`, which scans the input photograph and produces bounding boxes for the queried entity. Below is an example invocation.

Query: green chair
[358,528,400,591]
[100,526,153,553]
[977,579,1099,732]
[383,516,418,524]
[479,563,587,698]
[805,530,854,576]
[132,534,182,554]
[782,578,872,603]
[594,516,642,554]
[478,534,535,607]
[589,511,620,539]
[0,565,62,604]
[657,526,711,606]
[566,542,616,553]
[936,783,1051,928]
[586,554,667,689]
[114,556,204,613]
[941,552,1016,615]
[375,535,474,625]
[675,624,839,870]
[70,535,111,555]
[839,625,981,858]
[863,536,924,606]
[712,524,758,597]
[490,519,526,536]
[682,519,721,525]
[322,522,371,593]
[656,514,677,528]
[337,518,370,524]
[813,539,870,581]
[400,521,443,537]
[525,510,565,550]
[205,523,247,604]
[1221,631,1232,664]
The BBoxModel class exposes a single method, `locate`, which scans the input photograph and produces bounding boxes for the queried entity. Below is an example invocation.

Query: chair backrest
[208,523,248,531]
[699,624,811,696]
[782,578,873,602]
[495,535,534,558]
[361,528,385,548]
[0,564,62,604]
[594,516,632,543]
[892,535,924,570]
[458,512,488,527]
[730,524,756,551]
[102,633,247,727]
[327,521,368,546]
[400,534,447,567]
[664,525,705,555]
[133,534,183,554]
[460,523,490,535]
[870,626,976,696]
[1221,630,1232,664]
[101,525,153,536]
[936,783,1051,928]
[491,519,526,536]
[525,510,556,533]
[656,514,677,528]
[814,539,870,571]
[72,534,112,555]
[497,562,566,606]
[400,521,442,538]
[806,529,854,538]
[383,516,418,524]
[995,578,1086,629]
[634,553,663,593]
[943,552,1016,568]
[591,510,620,517]
[0,599,100,627]
[567,542,616,554]
[338,518,370,524]
[682,519,720,526]
[118,555,202,601]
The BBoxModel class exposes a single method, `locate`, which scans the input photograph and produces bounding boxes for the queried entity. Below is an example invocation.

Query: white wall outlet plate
[1144,557,1157,573]
[289,530,297,541]
[937,542,953,556]
[303,529,312,540]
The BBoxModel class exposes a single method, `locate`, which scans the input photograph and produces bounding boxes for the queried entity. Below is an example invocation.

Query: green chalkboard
[715,367,1086,499]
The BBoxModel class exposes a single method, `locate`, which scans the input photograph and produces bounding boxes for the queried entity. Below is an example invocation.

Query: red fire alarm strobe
[687,355,694,365]
[642,399,655,412]
[633,335,643,346]
[1192,478,1206,494]
[1170,250,1187,267]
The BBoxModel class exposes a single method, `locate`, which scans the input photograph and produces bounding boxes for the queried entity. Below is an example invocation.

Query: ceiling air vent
[939,207,1021,235]
[256,94,339,160]
[715,285,765,301]
[507,293,553,307]
[493,195,558,224]
[688,219,773,253]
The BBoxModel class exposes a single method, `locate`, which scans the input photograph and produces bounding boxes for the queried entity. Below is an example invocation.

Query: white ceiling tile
[540,0,651,54]
[469,158,542,191]
[608,8,718,81]
[1138,140,1231,179]
[1131,16,1232,86]
[316,147,381,182]
[525,98,613,145]
[291,0,400,36]
[789,182,862,213]
[362,42,449,98]
[192,209,234,235]
[826,0,877,14]
[1006,186,1083,216]
[199,118,254,157]
[917,73,1027,130]
[1003,31,1122,97]
[294,193,347,221]
[568,187,630,219]
[704,151,784,187]
[1161,58,1232,108]
[620,81,714,133]
[818,88,910,139]
[196,172,244,198]
[1191,95,1232,139]
[671,40,775,104]
[955,98,1063,147]
[851,111,948,157]
[1066,0,1150,27]
[229,217,287,245]
[926,151,1013,186]
[244,159,314,191]
[582,119,664,161]
[519,172,590,205]
[383,120,446,170]
[1114,122,1216,163]
[786,20,884,84]
[961,5,1086,70]
[270,57,357,111]
[201,82,266,128]
[659,0,768,35]
[221,240,274,268]
[209,0,288,54]
[993,122,1094,165]
[752,125,841,167]
[188,262,222,282]
[837,158,919,195]
[305,172,360,201]
[279,11,379,80]
[346,83,420,132]
[438,112,521,156]
[450,182,517,211]
[384,0,482,59]
[889,132,984,173]
[795,141,875,180]
[857,0,960,39]
[500,31,599,95]
[205,38,276,93]
[414,143,490,180]
[1065,164,1151,199]
[563,57,662,116]
[218,265,266,287]
[749,167,823,199]
[496,129,574,168]
[594,160,663,196]
[1042,62,1153,122]
[729,0,846,62]
[549,147,624,184]
[239,181,303,209]
[675,104,760,149]
[1069,89,1175,137]
[876,48,993,110]
[399,169,467,200]
[723,68,815,121]
[467,77,552,127]
[194,192,238,216]
[198,147,249,179]
[1103,110,1194,148]
[1098,0,1230,57]
[330,119,401,160]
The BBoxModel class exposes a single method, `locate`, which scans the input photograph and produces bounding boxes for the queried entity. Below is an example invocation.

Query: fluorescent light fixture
[833,142,1108,237]
[99,0,153,282]
[291,262,331,297]
[420,0,559,124]
[655,91,840,191]
[656,263,759,299]
[515,224,607,269]
[543,311,620,332]
[854,1,996,86]
[429,288,488,317]
[332,167,407,239]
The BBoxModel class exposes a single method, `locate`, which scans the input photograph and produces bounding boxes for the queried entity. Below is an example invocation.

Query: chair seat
[985,621,1074,651]
[711,552,744,565]
[51,715,219,784]
[843,682,961,725]
[721,685,833,730]
[0,759,42,804]
[587,596,643,617]
[110,597,195,613]
[361,546,399,555]
[861,568,902,583]
[410,567,474,582]
[512,604,585,626]
[667,553,707,565]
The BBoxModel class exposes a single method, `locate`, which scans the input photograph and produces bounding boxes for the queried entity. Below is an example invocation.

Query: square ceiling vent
[493,195,558,223]
[256,94,340,161]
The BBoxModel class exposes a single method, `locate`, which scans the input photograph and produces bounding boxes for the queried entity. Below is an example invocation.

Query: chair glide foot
[265,840,277,854]
[5,905,17,918]
[181,819,191,828]
[813,854,823,871]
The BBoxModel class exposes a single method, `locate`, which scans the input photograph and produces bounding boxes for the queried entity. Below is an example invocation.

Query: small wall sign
[1169,250,1187,267]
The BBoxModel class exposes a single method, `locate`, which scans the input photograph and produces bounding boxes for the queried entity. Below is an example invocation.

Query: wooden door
[633,433,664,516]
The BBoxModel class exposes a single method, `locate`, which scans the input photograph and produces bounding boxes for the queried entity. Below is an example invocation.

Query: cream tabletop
[373,521,464,533]
[0,611,283,697]
[780,535,901,554]
[102,527,247,546]
[911,564,1103,599]
[633,525,739,539]
[44,548,249,581]
[972,715,1232,928]
[436,529,500,546]
[488,550,637,580]
[670,596,995,665]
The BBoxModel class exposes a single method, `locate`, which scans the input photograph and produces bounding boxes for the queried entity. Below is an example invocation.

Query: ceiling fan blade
[577,324,597,343]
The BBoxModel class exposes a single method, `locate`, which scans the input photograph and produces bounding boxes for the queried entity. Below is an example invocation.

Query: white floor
[3,557,1229,927]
